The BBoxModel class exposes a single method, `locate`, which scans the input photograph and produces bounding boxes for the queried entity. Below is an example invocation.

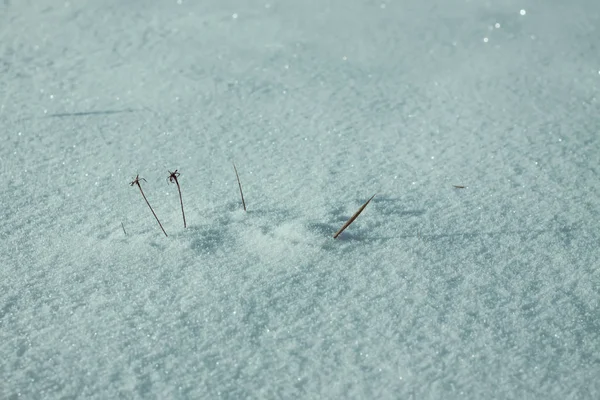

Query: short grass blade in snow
[333,194,376,239]
[233,162,247,211]
[121,221,127,236]
[130,174,168,237]
[167,169,187,228]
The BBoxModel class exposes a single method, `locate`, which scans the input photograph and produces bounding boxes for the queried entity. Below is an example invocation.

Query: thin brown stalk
[453,185,466,189]
[333,194,376,239]
[168,170,187,228]
[121,221,127,235]
[130,174,168,237]
[233,162,246,211]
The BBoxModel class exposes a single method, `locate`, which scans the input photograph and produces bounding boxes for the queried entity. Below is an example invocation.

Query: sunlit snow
[1,0,599,398]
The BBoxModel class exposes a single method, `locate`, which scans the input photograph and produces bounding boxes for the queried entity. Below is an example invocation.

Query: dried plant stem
[168,170,186,228]
[233,162,247,211]
[333,194,376,239]
[121,222,127,235]
[130,175,168,237]
[138,186,168,236]
[176,180,186,227]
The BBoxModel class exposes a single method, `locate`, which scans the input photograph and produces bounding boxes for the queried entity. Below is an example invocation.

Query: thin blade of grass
[333,194,376,239]
[233,162,247,211]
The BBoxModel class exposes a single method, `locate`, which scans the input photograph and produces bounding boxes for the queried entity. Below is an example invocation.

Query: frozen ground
[1,0,599,398]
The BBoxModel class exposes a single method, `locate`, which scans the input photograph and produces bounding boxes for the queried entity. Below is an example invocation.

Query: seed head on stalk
[167,169,187,228]
[130,174,168,237]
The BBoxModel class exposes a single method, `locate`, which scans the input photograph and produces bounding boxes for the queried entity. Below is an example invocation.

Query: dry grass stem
[233,162,247,211]
[333,194,376,239]
[168,169,187,228]
[130,174,168,237]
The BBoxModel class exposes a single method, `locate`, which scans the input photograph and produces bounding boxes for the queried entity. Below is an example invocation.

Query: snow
[1,0,599,398]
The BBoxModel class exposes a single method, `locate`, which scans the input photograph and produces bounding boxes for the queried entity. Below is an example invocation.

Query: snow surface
[1,0,600,398]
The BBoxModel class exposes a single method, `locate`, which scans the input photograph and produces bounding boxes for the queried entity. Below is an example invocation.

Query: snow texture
[1,0,600,398]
